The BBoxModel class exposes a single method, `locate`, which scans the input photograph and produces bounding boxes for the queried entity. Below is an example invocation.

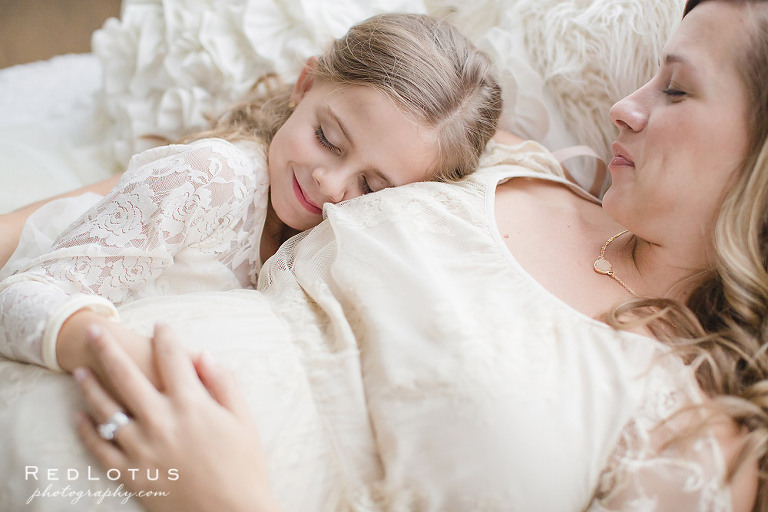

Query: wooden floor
[0,0,122,69]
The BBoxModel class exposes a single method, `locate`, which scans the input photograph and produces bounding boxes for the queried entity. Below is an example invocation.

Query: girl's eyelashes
[360,175,373,194]
[314,124,341,154]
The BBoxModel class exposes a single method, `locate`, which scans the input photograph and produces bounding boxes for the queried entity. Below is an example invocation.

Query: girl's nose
[312,166,347,203]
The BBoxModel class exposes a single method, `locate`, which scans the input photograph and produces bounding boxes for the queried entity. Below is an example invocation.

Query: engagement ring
[97,411,130,441]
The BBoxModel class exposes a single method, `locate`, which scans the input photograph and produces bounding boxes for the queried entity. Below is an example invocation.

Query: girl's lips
[292,174,322,214]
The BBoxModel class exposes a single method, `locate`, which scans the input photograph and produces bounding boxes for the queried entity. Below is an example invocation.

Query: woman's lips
[292,174,322,214]
[609,155,634,167]
[610,143,635,168]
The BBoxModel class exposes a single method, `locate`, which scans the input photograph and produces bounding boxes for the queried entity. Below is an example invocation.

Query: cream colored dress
[0,142,732,511]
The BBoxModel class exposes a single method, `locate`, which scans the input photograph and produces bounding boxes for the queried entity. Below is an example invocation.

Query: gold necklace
[593,229,638,297]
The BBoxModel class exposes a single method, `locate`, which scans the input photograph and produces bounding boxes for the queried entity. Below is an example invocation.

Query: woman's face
[268,77,438,231]
[603,1,752,251]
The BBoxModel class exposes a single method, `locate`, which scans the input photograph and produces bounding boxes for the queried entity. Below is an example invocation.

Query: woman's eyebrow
[662,52,703,85]
[663,52,691,67]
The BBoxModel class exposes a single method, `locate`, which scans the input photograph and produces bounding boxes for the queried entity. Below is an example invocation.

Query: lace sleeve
[0,138,263,368]
[587,362,732,512]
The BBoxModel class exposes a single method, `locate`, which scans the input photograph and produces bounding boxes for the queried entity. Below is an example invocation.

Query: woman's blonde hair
[196,13,502,182]
[607,1,768,508]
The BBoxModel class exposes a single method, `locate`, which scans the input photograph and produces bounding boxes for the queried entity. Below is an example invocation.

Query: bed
[0,0,686,510]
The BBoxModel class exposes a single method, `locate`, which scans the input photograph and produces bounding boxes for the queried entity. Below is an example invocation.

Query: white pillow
[433,0,685,193]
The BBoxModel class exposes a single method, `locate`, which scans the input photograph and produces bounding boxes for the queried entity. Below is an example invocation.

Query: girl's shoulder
[126,137,266,174]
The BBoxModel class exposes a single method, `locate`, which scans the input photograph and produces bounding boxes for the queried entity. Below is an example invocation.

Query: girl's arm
[58,309,157,387]
[0,174,121,269]
[0,139,260,374]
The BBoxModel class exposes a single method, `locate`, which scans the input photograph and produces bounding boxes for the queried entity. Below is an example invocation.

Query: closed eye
[314,124,341,154]
[360,175,373,194]
[662,88,686,97]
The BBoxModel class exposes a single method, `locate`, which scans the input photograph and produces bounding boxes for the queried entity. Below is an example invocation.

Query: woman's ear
[290,56,318,106]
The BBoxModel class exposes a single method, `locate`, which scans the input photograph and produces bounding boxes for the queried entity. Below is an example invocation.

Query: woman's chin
[600,187,630,225]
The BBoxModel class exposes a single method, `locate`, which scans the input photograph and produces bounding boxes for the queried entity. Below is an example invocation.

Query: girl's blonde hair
[198,13,502,182]
[607,1,768,508]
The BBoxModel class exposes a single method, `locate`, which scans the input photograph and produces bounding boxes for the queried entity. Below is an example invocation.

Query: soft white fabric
[0,138,269,369]
[0,290,338,512]
[0,193,103,280]
[0,142,732,511]
[0,54,118,214]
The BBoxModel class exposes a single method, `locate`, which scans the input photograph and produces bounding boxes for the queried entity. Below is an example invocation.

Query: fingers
[86,324,161,422]
[74,366,138,445]
[194,351,250,419]
[153,324,205,398]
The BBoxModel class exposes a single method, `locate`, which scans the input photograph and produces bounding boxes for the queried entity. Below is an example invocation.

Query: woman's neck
[616,232,710,301]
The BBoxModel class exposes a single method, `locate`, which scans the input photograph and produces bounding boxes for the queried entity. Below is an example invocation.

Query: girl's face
[603,1,751,255]
[268,71,439,231]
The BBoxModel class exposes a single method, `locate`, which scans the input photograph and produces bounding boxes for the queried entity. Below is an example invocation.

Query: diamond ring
[97,411,130,441]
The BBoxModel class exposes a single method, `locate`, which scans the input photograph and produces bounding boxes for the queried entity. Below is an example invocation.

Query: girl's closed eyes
[314,124,341,154]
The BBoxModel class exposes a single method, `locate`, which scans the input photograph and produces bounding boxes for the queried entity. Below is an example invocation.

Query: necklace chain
[593,229,638,297]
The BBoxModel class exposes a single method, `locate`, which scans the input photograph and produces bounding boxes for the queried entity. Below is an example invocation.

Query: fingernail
[73,367,88,382]
[86,324,102,343]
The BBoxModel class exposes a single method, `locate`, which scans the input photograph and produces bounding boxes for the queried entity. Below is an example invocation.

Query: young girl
[0,13,502,373]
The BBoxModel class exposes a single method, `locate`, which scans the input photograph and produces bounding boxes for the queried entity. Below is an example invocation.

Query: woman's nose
[610,84,650,133]
[312,167,346,203]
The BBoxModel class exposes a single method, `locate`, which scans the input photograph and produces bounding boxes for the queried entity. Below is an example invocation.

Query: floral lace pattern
[0,138,270,367]
[588,355,731,512]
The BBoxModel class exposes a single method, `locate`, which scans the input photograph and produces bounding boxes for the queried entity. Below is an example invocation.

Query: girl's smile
[292,173,322,215]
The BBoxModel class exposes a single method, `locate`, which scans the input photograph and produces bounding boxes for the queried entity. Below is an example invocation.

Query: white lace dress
[0,142,732,511]
[0,137,270,369]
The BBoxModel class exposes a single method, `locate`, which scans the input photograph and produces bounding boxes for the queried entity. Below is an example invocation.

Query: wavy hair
[606,1,768,509]
[192,13,502,183]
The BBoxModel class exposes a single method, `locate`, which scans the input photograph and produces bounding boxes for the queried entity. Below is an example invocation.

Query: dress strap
[477,140,602,206]
[551,145,608,198]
